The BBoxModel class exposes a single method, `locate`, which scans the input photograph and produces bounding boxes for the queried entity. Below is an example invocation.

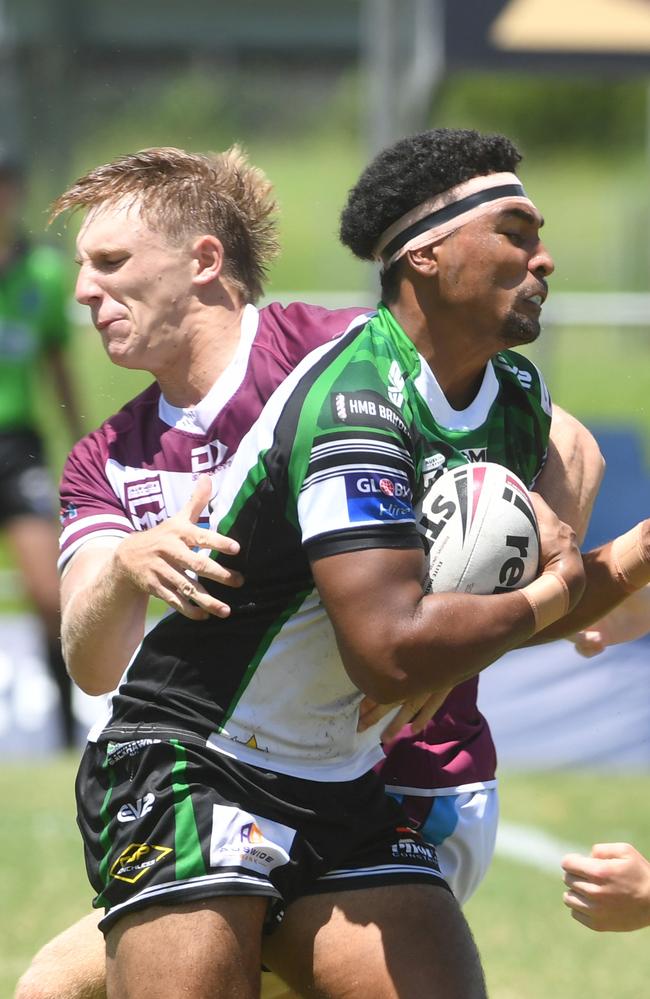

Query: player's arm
[311,500,583,703]
[538,405,605,545]
[61,476,242,695]
[539,407,650,654]
[521,517,650,645]
[572,584,650,657]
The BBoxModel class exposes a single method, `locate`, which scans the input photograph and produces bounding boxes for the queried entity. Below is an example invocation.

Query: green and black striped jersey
[101,305,551,782]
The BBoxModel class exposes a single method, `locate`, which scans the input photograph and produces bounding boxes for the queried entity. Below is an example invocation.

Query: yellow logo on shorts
[110,843,173,884]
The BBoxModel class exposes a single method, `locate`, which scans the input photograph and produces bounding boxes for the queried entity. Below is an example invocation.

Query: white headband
[373,172,536,271]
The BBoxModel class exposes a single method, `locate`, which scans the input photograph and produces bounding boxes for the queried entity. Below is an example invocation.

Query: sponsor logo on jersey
[494,356,533,391]
[462,447,488,463]
[191,439,228,475]
[117,793,156,823]
[59,502,78,524]
[106,738,162,765]
[225,732,270,754]
[344,472,412,523]
[331,390,408,436]
[209,805,295,874]
[423,454,446,472]
[109,843,173,884]
[388,360,405,408]
[125,475,167,530]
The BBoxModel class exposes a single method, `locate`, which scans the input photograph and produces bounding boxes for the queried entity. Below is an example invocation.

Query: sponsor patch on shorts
[209,804,296,875]
[391,826,438,864]
[109,843,173,884]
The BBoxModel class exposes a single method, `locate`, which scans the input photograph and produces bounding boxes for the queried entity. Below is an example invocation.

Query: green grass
[465,772,650,999]
[2,759,648,998]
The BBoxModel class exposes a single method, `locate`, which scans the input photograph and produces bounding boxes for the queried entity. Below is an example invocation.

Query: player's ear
[191,234,224,286]
[406,243,439,278]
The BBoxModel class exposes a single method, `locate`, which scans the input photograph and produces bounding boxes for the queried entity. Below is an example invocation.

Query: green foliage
[435,73,649,155]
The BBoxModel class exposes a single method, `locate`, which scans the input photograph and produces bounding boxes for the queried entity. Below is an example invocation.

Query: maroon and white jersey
[59,303,365,567]
[59,300,497,792]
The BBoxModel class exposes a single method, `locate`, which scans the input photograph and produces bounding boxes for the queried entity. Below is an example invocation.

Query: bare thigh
[263,884,486,999]
[15,911,106,999]
[15,908,298,999]
[105,897,268,999]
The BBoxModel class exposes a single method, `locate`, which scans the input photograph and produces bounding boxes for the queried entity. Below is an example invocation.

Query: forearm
[60,478,243,693]
[528,522,650,644]
[61,549,148,695]
[317,545,577,702]
[342,587,538,702]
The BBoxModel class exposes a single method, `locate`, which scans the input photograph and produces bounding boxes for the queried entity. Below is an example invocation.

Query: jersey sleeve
[290,383,422,561]
[58,429,134,572]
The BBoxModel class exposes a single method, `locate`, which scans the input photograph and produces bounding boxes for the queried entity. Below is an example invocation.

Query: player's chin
[500,311,541,347]
[104,343,141,370]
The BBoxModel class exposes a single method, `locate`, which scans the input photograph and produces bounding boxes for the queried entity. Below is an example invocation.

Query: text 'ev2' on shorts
[76,732,450,935]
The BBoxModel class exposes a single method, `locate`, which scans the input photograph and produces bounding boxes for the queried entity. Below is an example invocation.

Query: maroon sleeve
[58,426,134,571]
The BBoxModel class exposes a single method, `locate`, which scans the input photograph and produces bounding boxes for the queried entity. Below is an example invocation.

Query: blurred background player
[0,146,83,749]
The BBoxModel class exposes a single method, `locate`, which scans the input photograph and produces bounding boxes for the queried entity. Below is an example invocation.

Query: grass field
[1,758,648,998]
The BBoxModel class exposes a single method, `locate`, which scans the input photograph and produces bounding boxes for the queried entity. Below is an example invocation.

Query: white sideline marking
[496,820,586,874]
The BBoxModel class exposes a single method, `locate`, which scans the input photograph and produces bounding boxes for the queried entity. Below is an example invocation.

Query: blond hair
[50,145,280,303]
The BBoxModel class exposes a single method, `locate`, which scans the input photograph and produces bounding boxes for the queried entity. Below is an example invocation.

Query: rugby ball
[416,462,539,595]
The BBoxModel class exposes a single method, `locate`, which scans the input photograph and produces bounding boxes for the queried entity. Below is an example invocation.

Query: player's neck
[389,300,490,410]
[156,304,246,408]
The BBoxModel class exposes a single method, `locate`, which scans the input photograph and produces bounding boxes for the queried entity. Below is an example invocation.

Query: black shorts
[76,734,449,935]
[0,429,57,523]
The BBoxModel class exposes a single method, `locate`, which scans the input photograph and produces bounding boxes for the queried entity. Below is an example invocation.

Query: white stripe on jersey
[308,437,414,462]
[385,778,498,797]
[57,526,132,573]
[59,513,134,546]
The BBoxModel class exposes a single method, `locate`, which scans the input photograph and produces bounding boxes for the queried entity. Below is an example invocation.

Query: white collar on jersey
[158,303,260,433]
[414,354,499,431]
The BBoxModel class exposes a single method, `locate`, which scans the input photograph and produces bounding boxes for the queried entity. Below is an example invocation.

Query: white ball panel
[416,462,539,596]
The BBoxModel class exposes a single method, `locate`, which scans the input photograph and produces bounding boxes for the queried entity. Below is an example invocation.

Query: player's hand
[530,491,584,611]
[112,475,243,620]
[571,584,650,657]
[561,843,650,932]
[358,688,450,740]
